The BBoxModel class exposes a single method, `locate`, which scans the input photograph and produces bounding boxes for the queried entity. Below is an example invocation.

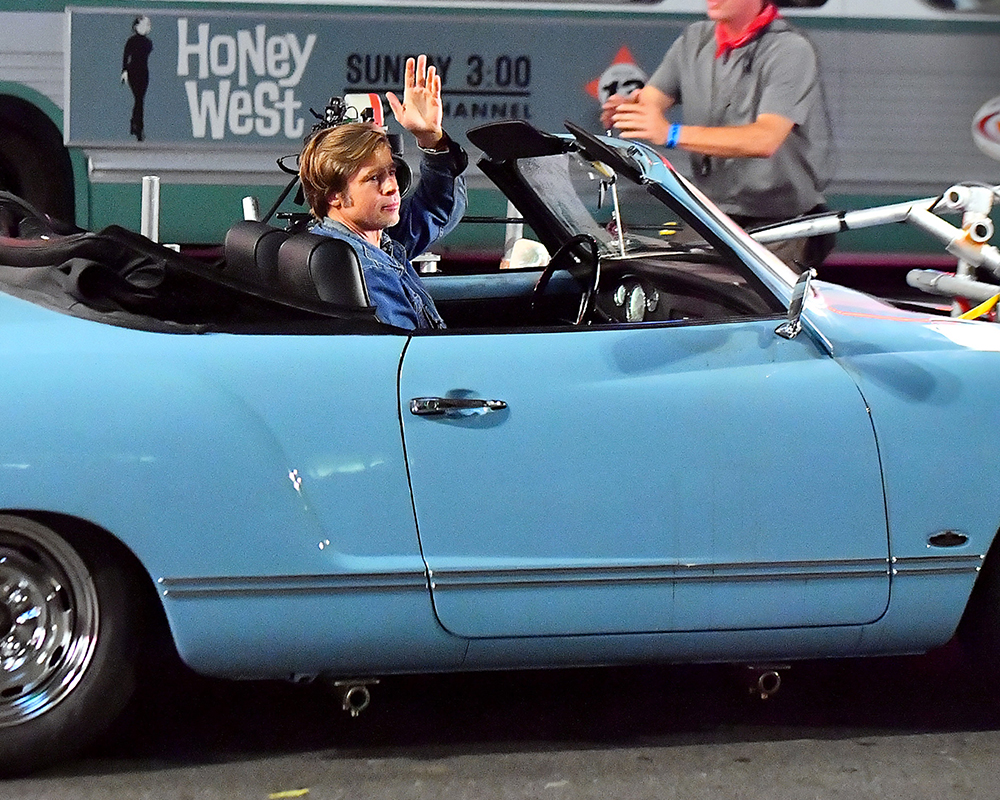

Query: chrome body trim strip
[891,554,984,576]
[157,554,985,598]
[158,571,428,598]
[429,558,893,590]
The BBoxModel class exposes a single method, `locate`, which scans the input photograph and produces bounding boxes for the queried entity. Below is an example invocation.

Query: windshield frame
[482,126,800,306]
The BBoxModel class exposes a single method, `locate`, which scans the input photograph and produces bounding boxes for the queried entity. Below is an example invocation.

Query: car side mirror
[775,268,816,340]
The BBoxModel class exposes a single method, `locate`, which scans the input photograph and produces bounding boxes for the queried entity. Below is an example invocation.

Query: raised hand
[386,55,445,150]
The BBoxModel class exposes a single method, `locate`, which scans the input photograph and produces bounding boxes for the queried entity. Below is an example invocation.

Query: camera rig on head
[264,93,411,228]
[315,93,384,129]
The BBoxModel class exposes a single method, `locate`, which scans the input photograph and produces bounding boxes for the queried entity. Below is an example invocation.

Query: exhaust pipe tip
[742,664,788,700]
[754,670,782,700]
[329,678,379,717]
[340,685,370,716]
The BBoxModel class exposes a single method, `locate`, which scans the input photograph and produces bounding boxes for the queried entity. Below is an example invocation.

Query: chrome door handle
[409,397,508,416]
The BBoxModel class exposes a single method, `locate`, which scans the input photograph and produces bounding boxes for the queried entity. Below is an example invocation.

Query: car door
[399,318,890,639]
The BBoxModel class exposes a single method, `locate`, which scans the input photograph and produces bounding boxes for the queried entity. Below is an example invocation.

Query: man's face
[327,146,401,235]
[706,0,763,24]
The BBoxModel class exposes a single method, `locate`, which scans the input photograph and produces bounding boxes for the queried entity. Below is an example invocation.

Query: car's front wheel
[0,515,143,775]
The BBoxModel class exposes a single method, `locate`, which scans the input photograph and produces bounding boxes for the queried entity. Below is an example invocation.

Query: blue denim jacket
[310,144,467,330]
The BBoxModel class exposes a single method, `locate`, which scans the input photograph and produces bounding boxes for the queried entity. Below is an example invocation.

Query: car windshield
[467,129,787,327]
[511,147,711,259]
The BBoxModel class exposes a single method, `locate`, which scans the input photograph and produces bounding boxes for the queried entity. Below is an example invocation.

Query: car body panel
[0,122,996,688]
[400,319,890,639]
[0,293,472,674]
[806,284,1000,562]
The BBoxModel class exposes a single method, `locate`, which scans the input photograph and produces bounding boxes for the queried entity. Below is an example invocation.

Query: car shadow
[42,638,1000,777]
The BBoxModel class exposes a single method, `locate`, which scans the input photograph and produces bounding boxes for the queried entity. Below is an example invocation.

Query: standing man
[603,0,834,269]
[299,55,467,329]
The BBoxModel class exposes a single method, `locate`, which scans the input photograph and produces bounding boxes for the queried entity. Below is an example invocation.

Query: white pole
[242,196,260,222]
[140,175,160,242]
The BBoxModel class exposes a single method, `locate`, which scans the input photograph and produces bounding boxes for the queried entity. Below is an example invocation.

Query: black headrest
[277,233,370,308]
[224,221,290,286]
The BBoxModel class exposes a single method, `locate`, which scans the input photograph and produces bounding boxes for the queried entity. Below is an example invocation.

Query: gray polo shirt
[648,18,833,220]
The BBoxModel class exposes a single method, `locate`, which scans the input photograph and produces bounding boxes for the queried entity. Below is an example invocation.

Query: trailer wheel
[0,96,75,225]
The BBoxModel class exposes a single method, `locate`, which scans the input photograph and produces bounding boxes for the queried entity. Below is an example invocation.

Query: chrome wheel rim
[0,521,99,727]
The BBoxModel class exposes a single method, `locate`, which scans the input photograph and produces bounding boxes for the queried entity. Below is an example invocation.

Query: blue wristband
[665,123,681,149]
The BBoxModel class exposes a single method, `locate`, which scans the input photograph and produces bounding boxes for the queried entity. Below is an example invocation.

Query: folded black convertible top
[0,192,383,334]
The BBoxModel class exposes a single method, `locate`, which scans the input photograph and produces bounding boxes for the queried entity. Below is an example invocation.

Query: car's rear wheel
[0,515,143,775]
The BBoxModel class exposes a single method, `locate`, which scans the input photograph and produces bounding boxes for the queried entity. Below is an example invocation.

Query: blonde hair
[299,123,392,219]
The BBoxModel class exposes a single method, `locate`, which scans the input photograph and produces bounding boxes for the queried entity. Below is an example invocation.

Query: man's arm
[385,54,468,255]
[391,140,468,257]
[611,85,794,158]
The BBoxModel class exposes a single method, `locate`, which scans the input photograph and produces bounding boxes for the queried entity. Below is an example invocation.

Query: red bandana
[715,3,780,60]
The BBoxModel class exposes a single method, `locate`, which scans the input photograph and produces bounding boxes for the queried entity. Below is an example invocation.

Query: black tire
[957,539,1000,682]
[0,97,76,225]
[0,515,143,775]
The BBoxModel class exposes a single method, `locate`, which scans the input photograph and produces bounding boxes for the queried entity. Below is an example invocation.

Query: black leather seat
[223,220,289,286]
[277,232,371,309]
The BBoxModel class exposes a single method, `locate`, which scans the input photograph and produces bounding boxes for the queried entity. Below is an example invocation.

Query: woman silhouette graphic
[121,16,152,142]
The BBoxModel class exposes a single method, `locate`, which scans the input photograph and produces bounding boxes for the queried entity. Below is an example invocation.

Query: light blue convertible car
[3,120,1000,774]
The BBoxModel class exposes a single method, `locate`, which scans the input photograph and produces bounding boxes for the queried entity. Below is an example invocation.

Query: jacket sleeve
[389,136,469,259]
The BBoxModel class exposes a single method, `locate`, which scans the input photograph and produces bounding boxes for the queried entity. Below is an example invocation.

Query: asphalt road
[7,642,1000,799]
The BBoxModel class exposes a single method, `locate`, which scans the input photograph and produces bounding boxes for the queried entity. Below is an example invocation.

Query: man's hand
[600,90,637,131]
[386,55,445,150]
[611,95,672,147]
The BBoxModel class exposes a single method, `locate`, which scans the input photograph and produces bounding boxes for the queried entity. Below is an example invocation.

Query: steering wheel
[530,233,601,325]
